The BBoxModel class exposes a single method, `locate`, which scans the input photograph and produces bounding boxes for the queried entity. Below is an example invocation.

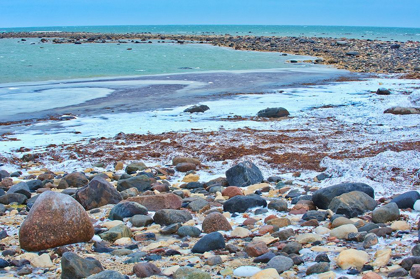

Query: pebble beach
[0,30,420,279]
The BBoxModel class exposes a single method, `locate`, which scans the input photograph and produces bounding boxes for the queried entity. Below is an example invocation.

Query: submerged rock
[257,107,290,118]
[184,105,210,113]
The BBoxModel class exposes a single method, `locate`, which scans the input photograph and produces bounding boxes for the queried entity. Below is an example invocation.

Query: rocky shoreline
[1,32,420,76]
[1,158,420,278]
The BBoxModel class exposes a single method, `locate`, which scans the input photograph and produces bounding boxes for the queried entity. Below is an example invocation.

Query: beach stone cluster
[0,158,419,278]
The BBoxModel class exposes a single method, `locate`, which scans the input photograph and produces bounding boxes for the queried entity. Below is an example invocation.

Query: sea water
[0,38,315,83]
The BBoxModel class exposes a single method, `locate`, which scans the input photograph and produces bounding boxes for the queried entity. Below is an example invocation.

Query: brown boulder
[175,163,197,172]
[127,193,182,211]
[202,212,232,233]
[58,172,88,189]
[19,191,94,251]
[75,176,122,210]
[222,186,243,199]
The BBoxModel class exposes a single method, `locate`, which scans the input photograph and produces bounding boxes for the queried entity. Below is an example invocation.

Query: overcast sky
[1,0,419,28]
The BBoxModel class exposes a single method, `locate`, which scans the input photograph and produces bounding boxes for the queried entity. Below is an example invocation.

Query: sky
[1,0,419,28]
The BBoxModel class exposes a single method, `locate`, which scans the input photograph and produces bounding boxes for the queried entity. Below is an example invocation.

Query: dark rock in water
[390,44,401,49]
[133,262,161,278]
[268,199,288,211]
[153,209,192,226]
[315,173,331,182]
[388,267,408,277]
[372,202,399,223]
[306,262,330,275]
[19,191,94,251]
[391,191,420,209]
[202,212,232,233]
[312,183,374,209]
[225,161,263,187]
[401,257,420,270]
[376,88,391,95]
[58,172,89,189]
[86,270,126,279]
[173,267,211,279]
[328,191,377,218]
[302,210,328,221]
[26,180,43,191]
[76,176,122,210]
[384,107,420,115]
[254,251,276,263]
[117,175,155,192]
[178,225,201,237]
[125,162,147,174]
[257,107,290,118]
[223,195,267,213]
[10,171,21,177]
[191,232,225,253]
[61,252,103,279]
[0,193,27,205]
[130,215,153,227]
[184,105,210,113]
[266,255,294,273]
[108,201,148,220]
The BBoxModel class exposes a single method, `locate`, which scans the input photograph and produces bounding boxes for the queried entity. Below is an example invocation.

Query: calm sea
[2,25,420,42]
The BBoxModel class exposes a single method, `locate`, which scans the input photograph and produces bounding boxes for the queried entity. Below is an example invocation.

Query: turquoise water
[0,38,315,83]
[2,25,420,42]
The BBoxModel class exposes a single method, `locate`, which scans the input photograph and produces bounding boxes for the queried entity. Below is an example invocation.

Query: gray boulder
[328,191,377,218]
[312,183,374,209]
[225,161,263,187]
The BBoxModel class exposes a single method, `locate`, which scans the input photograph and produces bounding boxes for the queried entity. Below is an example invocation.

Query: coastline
[1,32,419,76]
[0,32,419,278]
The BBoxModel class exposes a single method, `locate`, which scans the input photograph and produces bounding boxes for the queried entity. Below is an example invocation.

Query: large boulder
[257,107,290,118]
[75,176,122,210]
[312,183,374,209]
[223,195,267,213]
[108,201,148,220]
[58,172,89,189]
[117,175,156,192]
[153,209,192,226]
[19,191,94,251]
[125,162,147,174]
[61,252,103,279]
[328,191,377,218]
[127,193,182,211]
[372,202,400,223]
[225,161,264,187]
[391,191,420,209]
